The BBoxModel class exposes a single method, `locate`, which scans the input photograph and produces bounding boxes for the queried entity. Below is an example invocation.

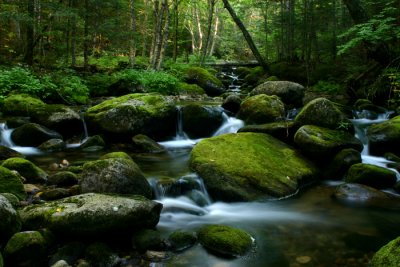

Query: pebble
[296,255,311,264]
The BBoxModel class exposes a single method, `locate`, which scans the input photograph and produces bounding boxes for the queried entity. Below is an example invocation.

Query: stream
[1,72,400,266]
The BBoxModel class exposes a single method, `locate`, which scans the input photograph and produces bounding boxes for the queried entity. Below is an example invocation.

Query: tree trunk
[129,0,137,67]
[24,0,35,65]
[71,0,77,67]
[157,0,170,70]
[221,0,267,69]
[209,6,220,57]
[201,0,216,65]
[83,0,89,71]
[172,0,179,62]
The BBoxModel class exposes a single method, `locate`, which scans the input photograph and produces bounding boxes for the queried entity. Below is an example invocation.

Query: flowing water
[1,107,400,267]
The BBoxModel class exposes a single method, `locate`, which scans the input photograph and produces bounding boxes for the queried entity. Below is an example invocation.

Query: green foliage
[163,60,192,81]
[338,5,400,55]
[0,66,47,98]
[113,69,179,95]
[384,67,400,107]
[85,73,117,96]
[312,81,344,94]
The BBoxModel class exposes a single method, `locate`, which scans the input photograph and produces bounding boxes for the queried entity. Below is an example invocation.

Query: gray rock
[367,115,400,156]
[0,195,21,242]
[182,104,224,138]
[80,158,152,198]
[131,134,165,153]
[19,193,162,237]
[48,171,79,187]
[0,166,26,200]
[38,139,66,152]
[250,81,305,107]
[222,94,242,114]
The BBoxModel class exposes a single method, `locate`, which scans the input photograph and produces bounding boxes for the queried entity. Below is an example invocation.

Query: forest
[0,0,399,106]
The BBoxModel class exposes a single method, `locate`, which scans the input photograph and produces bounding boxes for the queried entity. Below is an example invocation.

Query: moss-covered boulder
[294,98,352,132]
[190,133,317,201]
[238,121,296,143]
[1,94,45,116]
[294,125,363,159]
[48,171,78,187]
[0,146,23,160]
[0,195,21,242]
[222,94,242,114]
[185,67,225,96]
[3,231,47,267]
[324,148,362,180]
[19,193,162,237]
[84,93,176,141]
[11,123,63,147]
[30,104,83,138]
[367,116,400,156]
[167,230,197,251]
[132,229,165,252]
[40,188,70,201]
[131,134,165,153]
[38,139,66,152]
[80,158,152,198]
[237,94,285,125]
[198,225,253,257]
[100,151,133,160]
[177,82,206,96]
[2,158,48,184]
[182,104,224,138]
[345,163,397,189]
[370,236,400,267]
[250,81,305,107]
[0,166,26,200]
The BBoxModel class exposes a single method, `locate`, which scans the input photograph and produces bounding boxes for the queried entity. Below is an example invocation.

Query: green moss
[244,66,266,85]
[132,229,164,252]
[2,94,45,116]
[185,67,223,87]
[177,82,206,95]
[198,225,252,256]
[237,94,285,124]
[370,236,400,267]
[0,193,20,208]
[345,163,397,189]
[0,251,3,267]
[100,152,133,161]
[190,133,317,201]
[168,230,197,251]
[2,157,47,183]
[0,166,26,200]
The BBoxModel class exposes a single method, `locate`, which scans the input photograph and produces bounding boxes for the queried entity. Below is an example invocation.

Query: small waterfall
[212,112,244,136]
[0,123,42,155]
[81,113,89,142]
[351,110,400,180]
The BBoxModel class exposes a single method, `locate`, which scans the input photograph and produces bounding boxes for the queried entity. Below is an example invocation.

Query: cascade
[351,110,400,179]
[0,122,41,155]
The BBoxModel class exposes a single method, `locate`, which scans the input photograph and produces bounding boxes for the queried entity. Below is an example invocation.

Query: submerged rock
[237,94,285,124]
[250,81,305,107]
[2,157,48,184]
[3,231,47,267]
[19,193,162,237]
[198,224,253,257]
[367,115,400,156]
[294,125,363,159]
[0,195,22,242]
[190,132,317,201]
[0,166,26,200]
[80,158,152,198]
[11,123,63,147]
[345,163,397,189]
[84,93,176,141]
[294,98,352,132]
[167,230,197,252]
[132,229,165,252]
[369,236,400,267]
[182,104,224,138]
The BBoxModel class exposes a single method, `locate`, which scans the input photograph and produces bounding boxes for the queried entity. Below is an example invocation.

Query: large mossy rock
[370,236,400,267]
[294,125,363,159]
[185,67,225,96]
[182,104,224,138]
[84,93,176,141]
[190,133,318,201]
[367,116,400,156]
[1,94,45,116]
[250,81,305,107]
[237,94,285,125]
[19,193,162,237]
[294,98,352,131]
[80,158,152,198]
[11,123,63,147]
[0,195,22,242]
[345,163,397,189]
[3,231,47,267]
[0,166,26,200]
[198,225,253,257]
[2,158,48,184]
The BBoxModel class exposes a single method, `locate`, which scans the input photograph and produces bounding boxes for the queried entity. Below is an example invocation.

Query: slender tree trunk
[341,0,369,24]
[221,0,267,69]
[157,0,170,70]
[141,0,149,57]
[209,7,220,57]
[129,0,137,67]
[83,0,89,71]
[24,0,35,65]
[71,0,77,67]
[194,4,203,53]
[150,0,160,66]
[201,0,216,65]
[172,0,179,62]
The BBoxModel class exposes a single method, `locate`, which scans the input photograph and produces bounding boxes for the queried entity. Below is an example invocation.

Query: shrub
[312,81,344,94]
